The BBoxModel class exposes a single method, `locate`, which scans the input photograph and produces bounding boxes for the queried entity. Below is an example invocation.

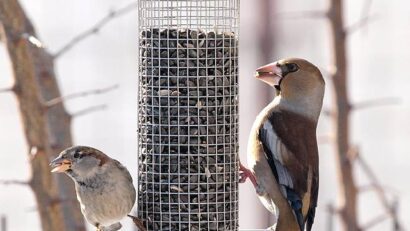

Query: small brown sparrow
[50,146,136,231]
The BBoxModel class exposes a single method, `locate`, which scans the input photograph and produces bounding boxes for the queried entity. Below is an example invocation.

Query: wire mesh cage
[137,0,239,230]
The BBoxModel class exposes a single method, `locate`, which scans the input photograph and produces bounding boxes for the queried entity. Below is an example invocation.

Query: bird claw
[96,223,122,231]
[238,161,257,187]
[239,172,248,183]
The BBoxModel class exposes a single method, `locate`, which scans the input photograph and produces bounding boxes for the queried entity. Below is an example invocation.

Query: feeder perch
[138,0,239,230]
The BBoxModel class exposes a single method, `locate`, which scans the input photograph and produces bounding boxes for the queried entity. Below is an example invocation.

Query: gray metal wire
[137,1,239,230]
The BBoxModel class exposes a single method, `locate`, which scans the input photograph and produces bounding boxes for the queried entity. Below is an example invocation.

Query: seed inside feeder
[138,28,239,231]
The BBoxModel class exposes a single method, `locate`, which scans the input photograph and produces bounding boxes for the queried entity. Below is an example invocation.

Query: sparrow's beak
[255,62,283,87]
[50,156,72,173]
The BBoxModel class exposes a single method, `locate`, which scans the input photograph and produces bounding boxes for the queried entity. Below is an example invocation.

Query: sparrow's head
[256,58,325,119]
[50,146,108,178]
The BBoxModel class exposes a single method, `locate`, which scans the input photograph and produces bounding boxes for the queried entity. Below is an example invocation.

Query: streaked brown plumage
[50,146,137,231]
[240,58,324,231]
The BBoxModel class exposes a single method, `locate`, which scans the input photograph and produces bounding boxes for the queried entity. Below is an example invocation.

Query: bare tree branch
[45,84,118,107]
[0,179,29,186]
[53,2,137,58]
[21,33,44,48]
[273,10,327,20]
[0,0,86,229]
[71,105,107,117]
[328,0,360,229]
[352,97,401,110]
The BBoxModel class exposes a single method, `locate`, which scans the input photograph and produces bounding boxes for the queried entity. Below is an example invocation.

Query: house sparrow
[239,58,324,231]
[50,146,136,231]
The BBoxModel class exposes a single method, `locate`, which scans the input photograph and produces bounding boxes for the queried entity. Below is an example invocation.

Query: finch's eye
[286,63,299,73]
[73,152,81,159]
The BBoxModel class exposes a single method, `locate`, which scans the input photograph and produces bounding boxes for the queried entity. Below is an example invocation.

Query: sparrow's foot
[128,214,147,231]
[105,223,122,231]
[97,222,122,231]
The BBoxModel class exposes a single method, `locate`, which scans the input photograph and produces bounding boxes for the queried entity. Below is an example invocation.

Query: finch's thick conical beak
[50,157,72,173]
[255,62,283,87]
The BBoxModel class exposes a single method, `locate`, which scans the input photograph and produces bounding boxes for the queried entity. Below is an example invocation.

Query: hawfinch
[240,58,324,231]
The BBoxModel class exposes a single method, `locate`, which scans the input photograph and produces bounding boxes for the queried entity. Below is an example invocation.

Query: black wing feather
[306,177,318,231]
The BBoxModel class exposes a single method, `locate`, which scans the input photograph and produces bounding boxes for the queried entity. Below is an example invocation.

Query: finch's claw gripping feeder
[137,0,239,230]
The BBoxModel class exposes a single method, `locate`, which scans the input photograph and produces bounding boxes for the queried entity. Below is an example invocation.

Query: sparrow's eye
[286,63,299,73]
[73,152,81,159]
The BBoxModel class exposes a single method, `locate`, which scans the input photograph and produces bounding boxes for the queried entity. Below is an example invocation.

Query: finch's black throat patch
[275,62,299,92]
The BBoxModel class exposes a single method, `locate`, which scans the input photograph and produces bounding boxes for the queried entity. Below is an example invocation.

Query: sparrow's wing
[112,159,134,184]
[258,110,319,231]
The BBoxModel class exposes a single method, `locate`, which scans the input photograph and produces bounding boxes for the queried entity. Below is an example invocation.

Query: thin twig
[356,153,390,208]
[0,87,13,93]
[360,0,374,25]
[318,134,333,144]
[345,14,378,34]
[53,2,137,58]
[351,97,401,110]
[358,183,399,196]
[71,104,107,117]
[345,0,375,35]
[356,152,404,230]
[361,213,390,230]
[391,198,402,231]
[45,84,118,107]
[318,65,337,79]
[1,215,6,231]
[326,203,335,231]
[273,10,327,20]
[0,179,29,186]
[26,198,78,212]
[321,108,333,117]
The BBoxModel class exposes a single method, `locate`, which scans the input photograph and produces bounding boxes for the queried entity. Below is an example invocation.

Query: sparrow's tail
[127,214,146,231]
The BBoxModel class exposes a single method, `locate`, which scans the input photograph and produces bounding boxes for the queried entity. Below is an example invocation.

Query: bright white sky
[0,0,409,230]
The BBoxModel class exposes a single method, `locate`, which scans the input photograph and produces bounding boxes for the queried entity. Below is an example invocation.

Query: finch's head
[50,146,108,179]
[255,58,325,119]
[255,58,324,97]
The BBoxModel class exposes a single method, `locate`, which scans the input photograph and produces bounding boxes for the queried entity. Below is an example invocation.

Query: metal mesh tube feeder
[137,1,239,230]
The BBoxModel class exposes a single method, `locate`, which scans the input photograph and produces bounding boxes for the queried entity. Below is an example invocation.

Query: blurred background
[0,0,409,230]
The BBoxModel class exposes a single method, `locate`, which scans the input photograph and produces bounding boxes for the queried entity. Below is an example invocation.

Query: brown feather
[267,109,318,199]
[79,147,109,166]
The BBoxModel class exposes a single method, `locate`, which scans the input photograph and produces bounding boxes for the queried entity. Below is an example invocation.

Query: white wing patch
[261,121,294,189]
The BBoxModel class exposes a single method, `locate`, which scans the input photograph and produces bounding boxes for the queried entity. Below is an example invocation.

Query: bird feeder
[137,0,239,230]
